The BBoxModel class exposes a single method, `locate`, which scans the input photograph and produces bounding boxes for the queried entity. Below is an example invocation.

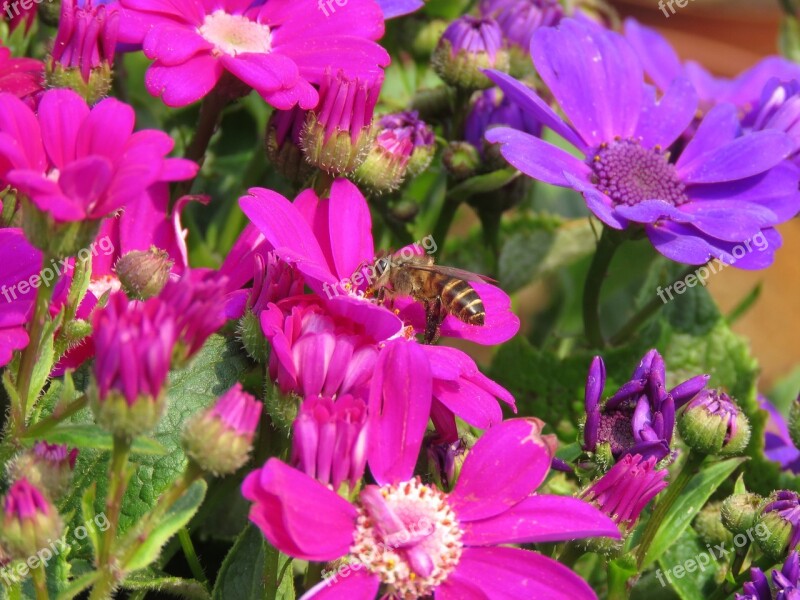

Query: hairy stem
[582,227,623,349]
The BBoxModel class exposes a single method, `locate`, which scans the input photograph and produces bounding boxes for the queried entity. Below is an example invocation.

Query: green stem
[730,544,749,580]
[264,542,281,600]
[304,562,324,590]
[556,542,584,568]
[98,437,132,567]
[635,452,704,568]
[174,91,228,200]
[13,270,56,438]
[582,227,623,349]
[178,527,208,589]
[432,198,460,252]
[31,562,49,600]
[23,394,88,439]
[54,252,92,359]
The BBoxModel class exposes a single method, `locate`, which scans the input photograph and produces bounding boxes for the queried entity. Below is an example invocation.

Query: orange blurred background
[614,0,800,389]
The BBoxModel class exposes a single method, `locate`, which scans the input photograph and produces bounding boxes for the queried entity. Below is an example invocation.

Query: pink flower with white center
[0,228,42,367]
[0,89,181,223]
[242,418,620,599]
[117,0,390,108]
[240,178,520,345]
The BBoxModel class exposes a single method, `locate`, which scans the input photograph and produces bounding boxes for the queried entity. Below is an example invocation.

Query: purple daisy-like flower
[243,418,620,599]
[759,395,800,474]
[745,78,800,162]
[486,19,800,269]
[376,0,424,19]
[738,550,800,600]
[0,228,42,367]
[583,350,708,462]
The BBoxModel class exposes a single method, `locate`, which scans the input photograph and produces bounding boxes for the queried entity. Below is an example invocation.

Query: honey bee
[367,254,491,344]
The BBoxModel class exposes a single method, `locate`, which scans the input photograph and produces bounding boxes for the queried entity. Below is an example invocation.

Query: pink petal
[301,568,380,600]
[327,179,375,281]
[461,495,620,546]
[37,89,90,170]
[145,55,223,107]
[58,155,114,218]
[241,459,357,562]
[367,339,432,485]
[274,37,390,83]
[0,93,45,172]
[449,418,552,522]
[0,327,29,367]
[325,296,404,342]
[144,24,212,66]
[438,547,597,600]
[76,97,136,163]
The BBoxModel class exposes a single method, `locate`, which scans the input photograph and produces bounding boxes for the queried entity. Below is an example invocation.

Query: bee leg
[423,298,443,344]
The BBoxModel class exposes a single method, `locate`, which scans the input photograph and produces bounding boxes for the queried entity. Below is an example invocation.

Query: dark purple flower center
[598,411,635,455]
[590,138,688,207]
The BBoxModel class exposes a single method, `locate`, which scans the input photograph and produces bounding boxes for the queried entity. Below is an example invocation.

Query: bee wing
[402,263,497,284]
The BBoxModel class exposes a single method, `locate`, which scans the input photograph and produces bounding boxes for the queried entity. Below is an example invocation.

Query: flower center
[351,479,463,598]
[598,411,635,456]
[198,11,272,57]
[88,275,121,299]
[590,138,688,207]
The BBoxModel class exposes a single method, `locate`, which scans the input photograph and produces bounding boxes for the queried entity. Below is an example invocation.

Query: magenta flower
[292,395,368,490]
[210,383,262,436]
[118,0,390,108]
[0,46,43,105]
[581,453,668,530]
[2,478,63,559]
[0,228,42,367]
[0,89,182,223]
[486,19,800,269]
[242,418,620,599]
[9,442,79,499]
[51,0,119,83]
[240,178,519,345]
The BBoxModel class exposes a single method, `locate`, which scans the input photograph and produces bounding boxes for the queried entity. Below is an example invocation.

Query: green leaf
[124,480,208,573]
[212,525,266,600]
[446,169,519,201]
[23,424,168,456]
[80,484,101,560]
[656,528,720,600]
[123,570,211,600]
[642,457,746,567]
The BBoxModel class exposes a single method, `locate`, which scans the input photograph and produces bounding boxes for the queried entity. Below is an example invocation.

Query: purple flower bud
[581,453,668,530]
[7,443,78,500]
[265,105,314,185]
[480,0,563,53]
[427,438,468,491]
[91,293,177,438]
[49,0,118,102]
[301,68,382,176]
[679,389,751,456]
[757,491,800,561]
[669,374,710,408]
[433,16,509,90]
[465,88,542,159]
[159,268,228,366]
[183,383,263,476]
[291,395,368,491]
[1,479,64,560]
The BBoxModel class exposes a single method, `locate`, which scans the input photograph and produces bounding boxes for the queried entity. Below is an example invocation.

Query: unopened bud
[678,389,751,456]
[427,437,471,492]
[443,141,480,180]
[432,16,509,90]
[694,501,734,547]
[7,443,78,501]
[722,492,764,535]
[756,490,800,560]
[1,479,64,560]
[115,248,173,300]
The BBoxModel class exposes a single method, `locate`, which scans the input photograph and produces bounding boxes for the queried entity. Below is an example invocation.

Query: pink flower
[0,46,43,105]
[240,178,520,345]
[0,228,42,367]
[0,89,182,222]
[52,0,119,83]
[242,418,620,599]
[118,0,390,108]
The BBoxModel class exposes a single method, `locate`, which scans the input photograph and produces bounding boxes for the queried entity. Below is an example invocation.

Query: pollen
[198,11,272,57]
[589,138,688,207]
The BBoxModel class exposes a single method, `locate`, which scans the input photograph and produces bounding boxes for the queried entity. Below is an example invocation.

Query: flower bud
[678,389,751,456]
[353,129,413,195]
[412,19,448,59]
[427,437,470,492]
[756,490,800,560]
[694,501,734,548]
[789,394,800,450]
[183,384,262,476]
[432,15,509,90]
[91,294,177,439]
[292,395,368,492]
[443,141,480,180]
[722,492,764,535]
[1,479,63,560]
[115,247,174,300]
[300,69,381,176]
[7,443,78,501]
[47,0,118,104]
[265,106,315,186]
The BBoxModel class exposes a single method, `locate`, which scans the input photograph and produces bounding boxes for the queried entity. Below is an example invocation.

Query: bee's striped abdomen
[441,278,485,326]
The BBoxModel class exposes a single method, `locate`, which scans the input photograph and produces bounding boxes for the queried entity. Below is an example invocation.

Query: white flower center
[351,479,463,598]
[198,11,272,57]
[88,275,121,299]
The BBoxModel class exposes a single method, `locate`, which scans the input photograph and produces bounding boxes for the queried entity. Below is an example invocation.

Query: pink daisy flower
[243,418,620,599]
[0,228,42,367]
[118,0,390,108]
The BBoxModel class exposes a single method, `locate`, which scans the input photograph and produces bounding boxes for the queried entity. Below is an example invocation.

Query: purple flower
[738,551,800,600]
[486,19,800,270]
[239,179,520,345]
[0,229,42,367]
[581,453,668,530]
[0,89,181,223]
[480,0,563,53]
[434,15,509,89]
[376,0,424,19]
[759,395,800,474]
[745,78,800,162]
[292,394,368,490]
[243,418,620,599]
[441,15,504,60]
[759,491,800,559]
[583,350,708,462]
[118,0,389,108]
[51,0,119,83]
[465,87,541,155]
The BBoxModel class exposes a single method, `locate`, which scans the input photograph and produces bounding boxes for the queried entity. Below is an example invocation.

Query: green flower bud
[722,492,764,535]
[115,248,173,301]
[443,141,480,180]
[432,16,510,91]
[678,389,751,456]
[695,501,735,548]
[755,490,800,561]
